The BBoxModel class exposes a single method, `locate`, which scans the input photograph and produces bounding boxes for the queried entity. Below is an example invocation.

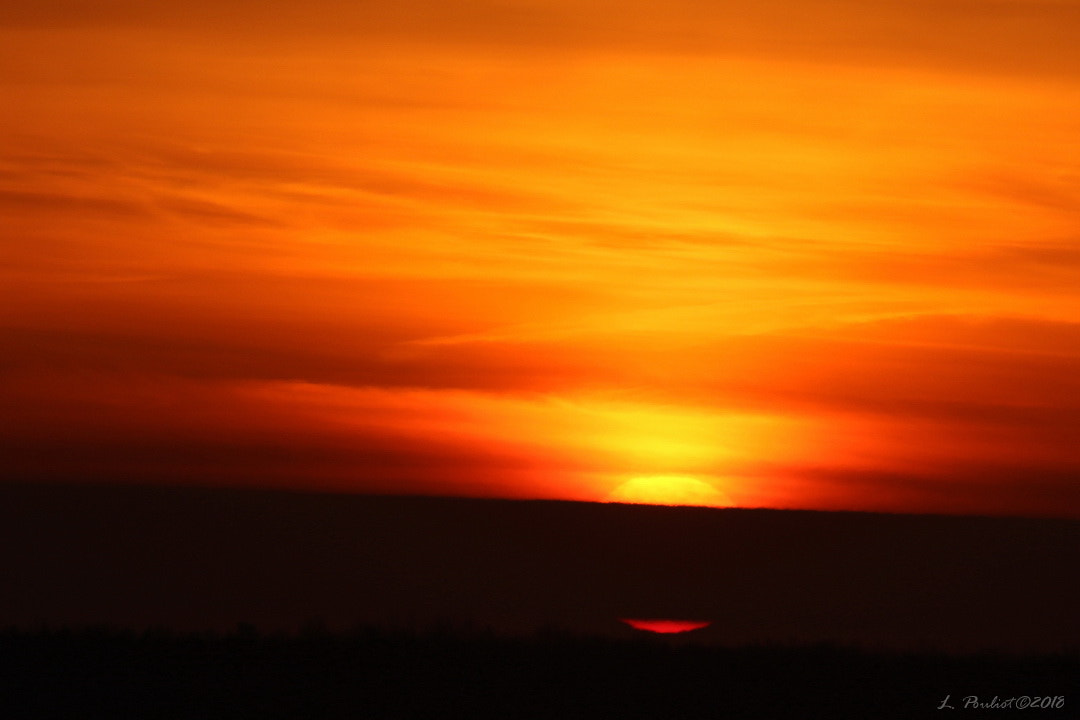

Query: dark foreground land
[2,625,1076,720]
[3,482,1079,652]
[2,483,1077,717]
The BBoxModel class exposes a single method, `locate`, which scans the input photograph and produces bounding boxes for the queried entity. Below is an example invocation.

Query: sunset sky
[3,0,1079,517]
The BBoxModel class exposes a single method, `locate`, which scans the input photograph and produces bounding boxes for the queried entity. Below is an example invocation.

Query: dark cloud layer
[4,1,1079,77]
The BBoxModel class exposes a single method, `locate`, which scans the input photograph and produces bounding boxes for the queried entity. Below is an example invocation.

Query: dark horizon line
[4,620,1078,657]
[5,477,1079,523]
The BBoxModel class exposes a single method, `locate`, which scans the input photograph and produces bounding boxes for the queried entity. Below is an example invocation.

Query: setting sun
[620,619,713,634]
[605,475,732,508]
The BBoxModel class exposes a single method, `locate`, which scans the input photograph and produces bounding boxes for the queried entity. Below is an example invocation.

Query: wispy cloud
[2,0,1078,516]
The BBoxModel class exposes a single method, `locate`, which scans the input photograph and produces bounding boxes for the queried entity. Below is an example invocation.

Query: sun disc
[605,475,731,508]
[620,619,713,634]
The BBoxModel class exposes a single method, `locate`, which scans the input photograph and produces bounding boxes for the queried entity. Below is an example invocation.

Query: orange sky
[3,0,1079,517]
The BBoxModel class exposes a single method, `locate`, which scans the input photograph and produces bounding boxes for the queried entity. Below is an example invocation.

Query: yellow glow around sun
[604,475,732,508]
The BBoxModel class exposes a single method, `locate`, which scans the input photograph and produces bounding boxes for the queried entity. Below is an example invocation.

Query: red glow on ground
[619,619,712,634]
